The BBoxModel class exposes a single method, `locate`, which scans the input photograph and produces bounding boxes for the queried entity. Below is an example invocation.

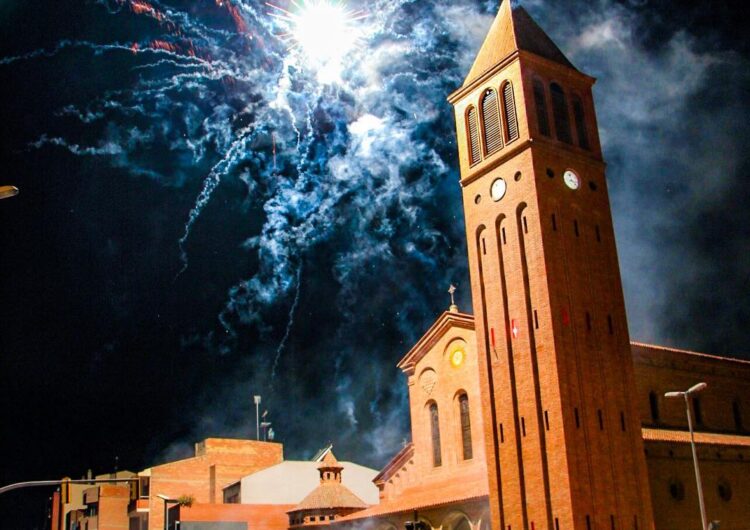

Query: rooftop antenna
[253,395,261,440]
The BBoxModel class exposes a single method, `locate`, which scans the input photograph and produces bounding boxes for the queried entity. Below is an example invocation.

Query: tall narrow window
[550,83,572,144]
[502,82,519,142]
[481,89,503,155]
[693,398,703,426]
[459,393,473,460]
[649,391,660,423]
[467,106,481,165]
[572,95,590,150]
[430,402,442,467]
[733,400,743,431]
[533,79,550,136]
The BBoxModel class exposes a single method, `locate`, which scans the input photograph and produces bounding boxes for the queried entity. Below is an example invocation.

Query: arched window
[467,106,481,165]
[533,79,550,137]
[572,95,590,150]
[481,88,503,155]
[501,82,519,143]
[459,393,473,460]
[429,402,442,467]
[550,83,572,144]
[649,391,660,423]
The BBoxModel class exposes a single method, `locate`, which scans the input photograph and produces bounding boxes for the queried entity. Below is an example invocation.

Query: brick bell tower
[447,3,655,530]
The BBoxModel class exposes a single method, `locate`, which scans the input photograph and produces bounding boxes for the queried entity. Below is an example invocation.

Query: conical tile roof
[464,1,575,86]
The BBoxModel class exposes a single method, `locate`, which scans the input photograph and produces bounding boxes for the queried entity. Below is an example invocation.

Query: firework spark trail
[271,262,303,379]
[176,122,261,277]
[0,39,209,67]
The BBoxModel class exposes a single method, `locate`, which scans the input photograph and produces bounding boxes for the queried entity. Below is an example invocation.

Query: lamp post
[156,494,178,530]
[254,395,261,440]
[665,382,708,530]
[0,186,19,200]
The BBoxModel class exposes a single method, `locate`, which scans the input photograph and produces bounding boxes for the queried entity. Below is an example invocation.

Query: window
[649,391,660,423]
[693,397,703,425]
[459,393,473,460]
[430,402,442,467]
[481,89,503,155]
[138,476,150,499]
[550,83,572,144]
[572,95,590,149]
[467,106,481,165]
[718,479,733,501]
[533,79,550,136]
[733,400,743,431]
[502,82,519,142]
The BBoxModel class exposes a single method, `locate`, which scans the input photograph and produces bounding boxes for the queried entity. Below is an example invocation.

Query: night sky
[1,0,749,527]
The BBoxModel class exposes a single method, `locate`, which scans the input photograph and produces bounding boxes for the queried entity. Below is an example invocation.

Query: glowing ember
[267,0,366,82]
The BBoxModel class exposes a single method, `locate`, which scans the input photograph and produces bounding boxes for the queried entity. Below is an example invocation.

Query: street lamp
[156,494,178,530]
[0,186,19,200]
[665,382,708,530]
[254,395,261,441]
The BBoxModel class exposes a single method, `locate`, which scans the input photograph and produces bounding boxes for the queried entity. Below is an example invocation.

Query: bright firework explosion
[267,0,367,83]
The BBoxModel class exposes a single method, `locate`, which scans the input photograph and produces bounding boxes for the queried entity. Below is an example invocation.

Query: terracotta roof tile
[290,483,368,513]
[336,475,487,521]
[642,428,750,447]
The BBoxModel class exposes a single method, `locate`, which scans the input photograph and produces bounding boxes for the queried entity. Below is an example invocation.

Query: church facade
[336,3,750,530]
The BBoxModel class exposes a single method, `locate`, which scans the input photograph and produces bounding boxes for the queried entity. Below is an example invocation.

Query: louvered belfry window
[533,79,551,137]
[551,83,573,144]
[502,82,519,143]
[467,106,481,165]
[572,95,590,150]
[430,402,442,467]
[481,88,503,155]
[459,393,473,460]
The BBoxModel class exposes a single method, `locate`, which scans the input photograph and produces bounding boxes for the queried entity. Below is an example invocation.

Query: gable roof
[373,442,414,485]
[397,311,475,374]
[464,1,575,87]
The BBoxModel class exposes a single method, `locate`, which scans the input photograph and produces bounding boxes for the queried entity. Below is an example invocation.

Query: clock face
[450,348,465,368]
[490,178,507,201]
[563,170,580,190]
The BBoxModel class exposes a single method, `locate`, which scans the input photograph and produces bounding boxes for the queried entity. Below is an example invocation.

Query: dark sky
[1,0,749,527]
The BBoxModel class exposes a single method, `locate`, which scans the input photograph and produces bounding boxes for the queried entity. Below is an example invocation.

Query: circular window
[669,479,685,501]
[474,194,482,204]
[717,479,732,502]
[514,171,522,182]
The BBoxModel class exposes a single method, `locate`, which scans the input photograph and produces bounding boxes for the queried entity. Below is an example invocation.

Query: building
[49,471,136,530]
[336,2,750,530]
[170,446,379,530]
[128,438,283,530]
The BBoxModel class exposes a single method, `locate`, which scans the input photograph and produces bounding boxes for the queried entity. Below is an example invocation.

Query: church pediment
[397,311,475,374]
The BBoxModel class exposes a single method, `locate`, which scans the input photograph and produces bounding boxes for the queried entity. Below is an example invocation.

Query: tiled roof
[336,476,487,521]
[631,342,750,366]
[373,443,414,485]
[642,428,750,447]
[512,7,574,69]
[289,483,368,513]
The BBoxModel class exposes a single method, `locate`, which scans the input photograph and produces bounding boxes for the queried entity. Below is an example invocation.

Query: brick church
[334,2,750,530]
[48,2,750,530]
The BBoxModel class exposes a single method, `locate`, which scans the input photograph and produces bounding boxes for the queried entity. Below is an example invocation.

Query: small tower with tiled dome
[287,449,368,528]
